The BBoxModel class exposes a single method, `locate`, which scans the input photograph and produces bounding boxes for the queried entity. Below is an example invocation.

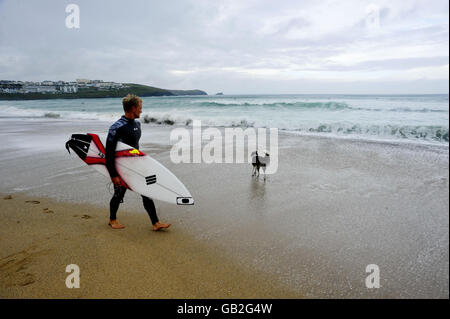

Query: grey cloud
[0,0,448,93]
[314,56,450,72]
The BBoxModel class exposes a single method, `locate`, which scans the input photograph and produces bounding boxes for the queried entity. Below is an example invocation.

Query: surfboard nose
[176,197,194,205]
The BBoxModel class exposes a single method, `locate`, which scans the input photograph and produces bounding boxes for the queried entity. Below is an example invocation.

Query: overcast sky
[0,0,448,94]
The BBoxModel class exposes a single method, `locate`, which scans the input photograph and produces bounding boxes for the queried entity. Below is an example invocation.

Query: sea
[1,94,448,145]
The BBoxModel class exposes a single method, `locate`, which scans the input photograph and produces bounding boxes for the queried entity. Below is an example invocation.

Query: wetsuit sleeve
[105,125,120,178]
[136,121,141,149]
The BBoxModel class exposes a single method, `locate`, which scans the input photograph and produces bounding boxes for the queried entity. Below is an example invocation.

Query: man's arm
[105,126,120,180]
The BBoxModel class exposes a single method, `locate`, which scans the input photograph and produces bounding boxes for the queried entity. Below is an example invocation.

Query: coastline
[0,117,448,298]
[0,82,207,101]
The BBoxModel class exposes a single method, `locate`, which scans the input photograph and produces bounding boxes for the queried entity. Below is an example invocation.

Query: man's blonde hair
[122,94,142,112]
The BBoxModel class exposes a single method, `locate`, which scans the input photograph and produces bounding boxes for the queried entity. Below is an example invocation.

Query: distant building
[76,79,91,84]
[0,87,18,93]
[60,85,78,93]
[24,85,57,93]
[96,82,113,88]
[1,79,123,94]
[0,81,23,93]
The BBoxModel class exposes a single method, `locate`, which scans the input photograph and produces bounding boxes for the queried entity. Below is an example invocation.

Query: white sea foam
[0,94,448,144]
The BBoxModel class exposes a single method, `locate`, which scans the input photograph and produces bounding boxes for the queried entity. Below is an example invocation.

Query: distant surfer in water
[105,94,171,231]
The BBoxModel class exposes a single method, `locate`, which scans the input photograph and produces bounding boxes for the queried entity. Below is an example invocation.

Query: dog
[251,150,270,181]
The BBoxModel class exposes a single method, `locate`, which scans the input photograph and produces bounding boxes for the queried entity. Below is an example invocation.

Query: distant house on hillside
[23,85,57,93]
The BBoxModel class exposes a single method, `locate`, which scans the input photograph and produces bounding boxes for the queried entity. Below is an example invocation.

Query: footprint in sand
[3,195,13,200]
[25,200,40,204]
[18,276,35,287]
[0,247,49,288]
[81,214,92,219]
[42,208,54,214]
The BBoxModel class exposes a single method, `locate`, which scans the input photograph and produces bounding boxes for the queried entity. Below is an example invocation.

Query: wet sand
[0,118,448,298]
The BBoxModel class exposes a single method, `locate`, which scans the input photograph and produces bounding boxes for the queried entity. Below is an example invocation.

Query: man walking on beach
[105,94,171,231]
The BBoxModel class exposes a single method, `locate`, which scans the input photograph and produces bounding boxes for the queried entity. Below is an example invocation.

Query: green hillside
[0,83,207,100]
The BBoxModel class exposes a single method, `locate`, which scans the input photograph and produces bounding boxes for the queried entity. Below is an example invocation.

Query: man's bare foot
[108,219,125,229]
[152,221,171,231]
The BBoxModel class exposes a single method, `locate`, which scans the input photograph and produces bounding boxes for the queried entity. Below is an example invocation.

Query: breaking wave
[139,113,448,143]
[1,94,448,145]
[191,101,448,113]
[44,112,61,118]
[193,101,350,109]
[349,107,448,113]
[292,123,449,143]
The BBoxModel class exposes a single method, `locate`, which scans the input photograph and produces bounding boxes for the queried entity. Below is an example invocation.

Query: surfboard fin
[65,140,71,154]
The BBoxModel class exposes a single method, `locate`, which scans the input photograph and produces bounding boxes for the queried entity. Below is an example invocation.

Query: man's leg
[142,196,171,231]
[109,185,126,229]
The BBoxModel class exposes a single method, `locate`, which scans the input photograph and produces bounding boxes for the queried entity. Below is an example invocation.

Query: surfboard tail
[66,133,106,160]
[66,133,131,190]
[66,134,93,159]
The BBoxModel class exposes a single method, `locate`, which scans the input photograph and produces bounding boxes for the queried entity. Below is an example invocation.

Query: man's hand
[111,176,122,186]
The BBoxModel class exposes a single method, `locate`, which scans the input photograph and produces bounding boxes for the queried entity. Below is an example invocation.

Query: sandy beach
[0,118,448,298]
[0,192,301,298]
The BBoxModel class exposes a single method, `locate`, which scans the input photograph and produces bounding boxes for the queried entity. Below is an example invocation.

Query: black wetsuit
[105,115,159,224]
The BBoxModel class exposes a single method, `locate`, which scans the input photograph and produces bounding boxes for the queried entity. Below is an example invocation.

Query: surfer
[105,94,171,231]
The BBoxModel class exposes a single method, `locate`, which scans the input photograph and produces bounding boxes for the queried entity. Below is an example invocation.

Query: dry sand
[0,192,301,298]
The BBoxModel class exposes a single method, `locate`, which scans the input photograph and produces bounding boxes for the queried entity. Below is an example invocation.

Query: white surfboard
[66,133,194,205]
